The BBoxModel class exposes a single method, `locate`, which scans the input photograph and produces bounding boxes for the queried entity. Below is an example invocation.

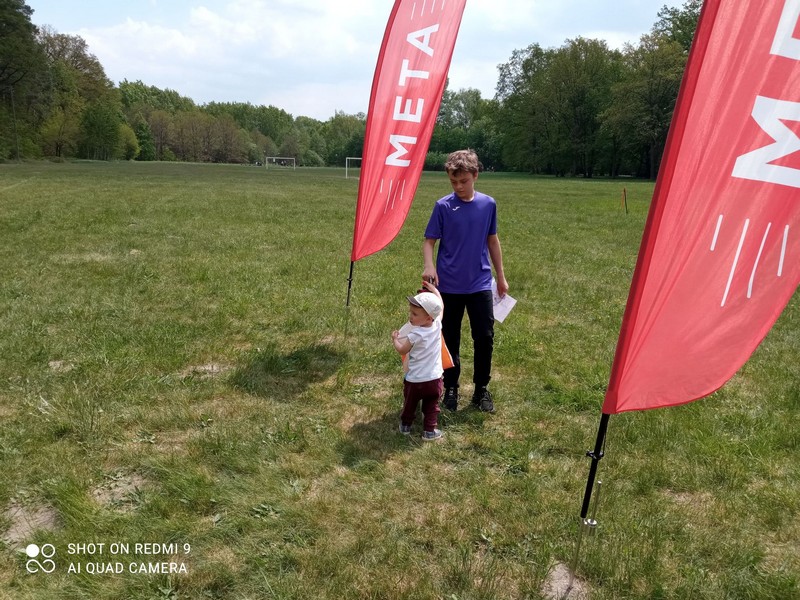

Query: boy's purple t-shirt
[424,191,497,294]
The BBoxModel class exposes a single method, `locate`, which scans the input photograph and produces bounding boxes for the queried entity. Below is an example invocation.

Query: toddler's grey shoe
[399,424,412,435]
[422,429,443,441]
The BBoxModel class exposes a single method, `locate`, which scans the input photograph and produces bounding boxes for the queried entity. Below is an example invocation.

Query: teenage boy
[422,149,508,413]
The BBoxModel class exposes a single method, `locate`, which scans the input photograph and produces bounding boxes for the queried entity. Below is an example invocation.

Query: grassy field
[0,161,797,600]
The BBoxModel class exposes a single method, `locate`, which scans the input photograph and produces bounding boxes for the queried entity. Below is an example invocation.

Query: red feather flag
[603,0,800,414]
[351,0,467,262]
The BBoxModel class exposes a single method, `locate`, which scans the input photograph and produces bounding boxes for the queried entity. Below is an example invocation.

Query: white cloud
[32,0,686,120]
[260,80,372,118]
[73,2,382,116]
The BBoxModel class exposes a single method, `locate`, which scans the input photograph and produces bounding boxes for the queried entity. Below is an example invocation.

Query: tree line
[0,0,701,177]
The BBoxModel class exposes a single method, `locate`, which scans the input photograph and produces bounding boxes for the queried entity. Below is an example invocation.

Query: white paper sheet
[492,280,516,323]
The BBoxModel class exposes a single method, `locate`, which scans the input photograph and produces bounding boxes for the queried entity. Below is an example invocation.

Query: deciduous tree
[653,0,702,53]
[0,0,41,88]
[0,0,45,158]
[602,34,684,178]
[80,95,122,160]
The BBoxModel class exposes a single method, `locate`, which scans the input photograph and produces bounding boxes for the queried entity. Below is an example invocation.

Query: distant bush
[424,151,448,171]
[301,150,325,167]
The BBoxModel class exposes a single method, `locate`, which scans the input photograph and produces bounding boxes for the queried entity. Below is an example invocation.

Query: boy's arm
[487,234,509,296]
[422,238,438,285]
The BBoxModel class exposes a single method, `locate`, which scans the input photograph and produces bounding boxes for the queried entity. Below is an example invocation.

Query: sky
[25,0,686,121]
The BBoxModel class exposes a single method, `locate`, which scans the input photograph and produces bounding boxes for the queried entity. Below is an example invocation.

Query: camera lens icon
[25,543,56,574]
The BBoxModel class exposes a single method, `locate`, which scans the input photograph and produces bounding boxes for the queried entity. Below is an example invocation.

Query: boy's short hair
[445,149,480,175]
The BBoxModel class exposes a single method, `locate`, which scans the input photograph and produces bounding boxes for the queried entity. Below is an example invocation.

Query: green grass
[0,161,797,599]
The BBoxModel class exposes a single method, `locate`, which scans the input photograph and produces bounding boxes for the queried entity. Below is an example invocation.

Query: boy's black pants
[440,290,494,390]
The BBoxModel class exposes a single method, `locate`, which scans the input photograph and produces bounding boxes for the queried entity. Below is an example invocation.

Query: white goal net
[345,156,362,179]
[265,156,296,170]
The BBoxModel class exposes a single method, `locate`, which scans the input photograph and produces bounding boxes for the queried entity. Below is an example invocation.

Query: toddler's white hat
[407,292,443,320]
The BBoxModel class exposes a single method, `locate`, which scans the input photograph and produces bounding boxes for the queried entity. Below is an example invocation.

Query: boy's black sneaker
[443,387,459,411]
[472,387,495,413]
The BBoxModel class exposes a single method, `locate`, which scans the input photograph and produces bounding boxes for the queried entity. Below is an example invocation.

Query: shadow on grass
[338,403,497,468]
[337,410,418,467]
[229,343,345,400]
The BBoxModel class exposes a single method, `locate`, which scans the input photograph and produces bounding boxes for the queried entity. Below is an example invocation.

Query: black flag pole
[580,412,610,520]
[346,261,355,307]
[567,412,611,592]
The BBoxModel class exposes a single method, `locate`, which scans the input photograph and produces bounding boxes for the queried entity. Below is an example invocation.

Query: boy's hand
[392,330,412,355]
[496,276,509,297]
[421,267,438,286]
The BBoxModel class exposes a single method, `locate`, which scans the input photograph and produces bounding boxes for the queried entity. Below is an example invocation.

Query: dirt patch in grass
[2,501,59,549]
[52,252,116,264]
[48,360,75,373]
[91,471,148,512]
[154,429,200,456]
[178,363,231,380]
[664,490,713,505]
[541,562,590,599]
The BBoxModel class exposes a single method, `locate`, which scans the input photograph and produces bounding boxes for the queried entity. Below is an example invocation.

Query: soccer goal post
[345,156,362,179]
[265,156,296,170]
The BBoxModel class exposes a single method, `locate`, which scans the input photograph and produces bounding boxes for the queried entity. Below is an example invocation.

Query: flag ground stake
[346,261,355,307]
[567,412,610,593]
[567,480,602,596]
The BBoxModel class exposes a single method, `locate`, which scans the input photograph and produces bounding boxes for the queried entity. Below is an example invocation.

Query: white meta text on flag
[732,0,800,189]
[385,24,440,168]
